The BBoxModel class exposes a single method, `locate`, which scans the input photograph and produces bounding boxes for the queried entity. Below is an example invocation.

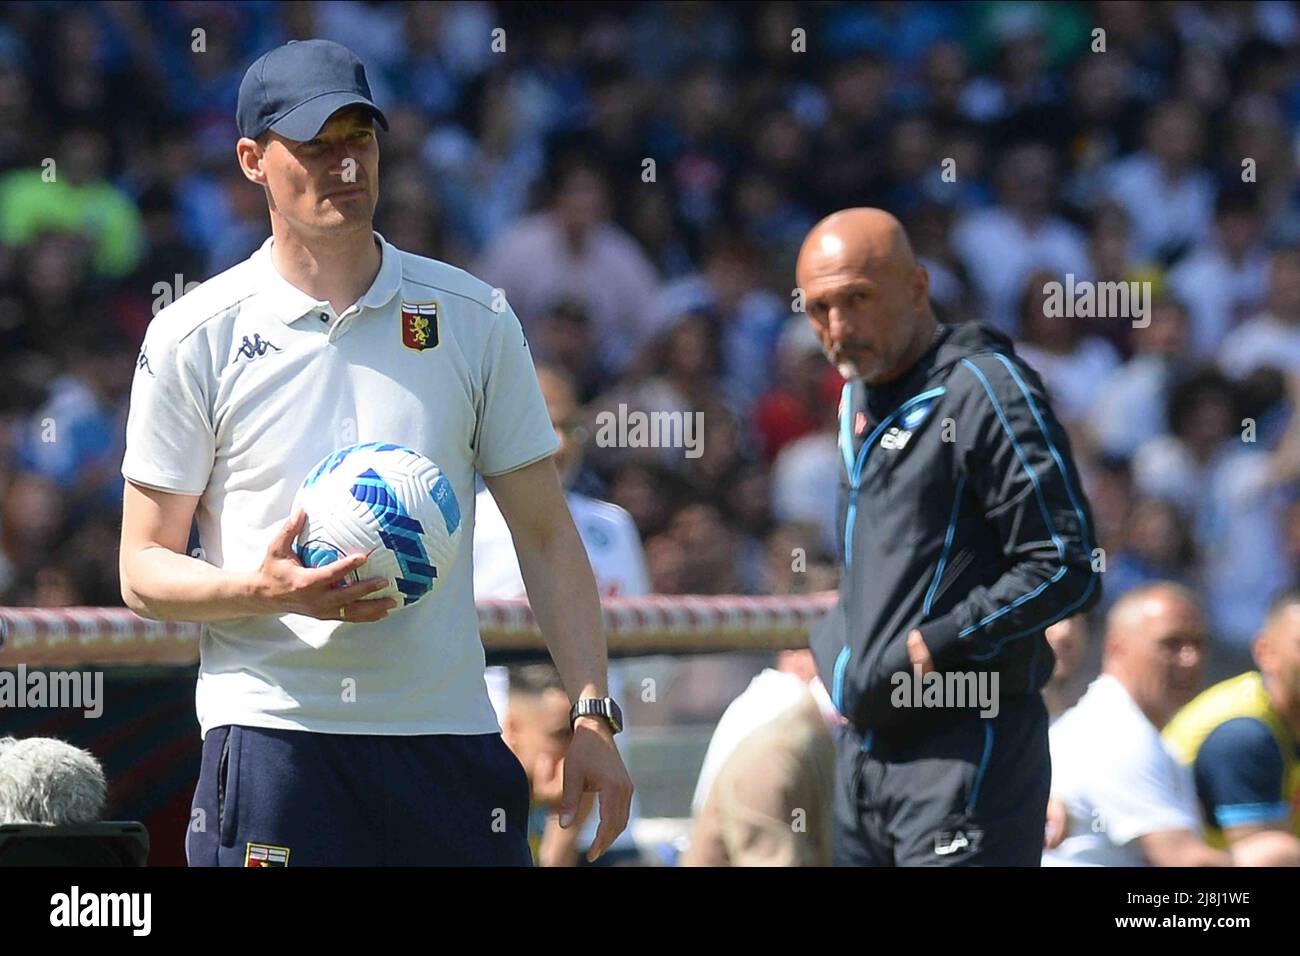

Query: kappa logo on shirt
[231,335,282,363]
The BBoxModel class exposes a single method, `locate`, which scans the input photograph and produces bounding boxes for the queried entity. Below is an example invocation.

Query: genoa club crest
[401,301,440,351]
[245,843,290,867]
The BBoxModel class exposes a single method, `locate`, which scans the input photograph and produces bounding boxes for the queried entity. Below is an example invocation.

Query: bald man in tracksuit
[799,209,1101,866]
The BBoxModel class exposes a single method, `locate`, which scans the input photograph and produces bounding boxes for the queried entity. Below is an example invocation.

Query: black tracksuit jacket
[811,321,1102,737]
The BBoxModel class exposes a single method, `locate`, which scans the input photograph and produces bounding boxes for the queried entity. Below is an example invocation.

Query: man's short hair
[1106,581,1203,637]
[508,663,566,698]
[1266,587,1300,623]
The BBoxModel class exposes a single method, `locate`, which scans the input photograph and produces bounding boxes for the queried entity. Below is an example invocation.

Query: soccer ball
[290,442,462,610]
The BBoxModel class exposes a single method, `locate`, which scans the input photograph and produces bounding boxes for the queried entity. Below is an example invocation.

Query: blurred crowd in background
[3,1,1300,720]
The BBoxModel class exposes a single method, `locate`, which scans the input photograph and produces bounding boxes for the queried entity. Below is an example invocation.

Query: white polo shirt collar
[254,231,403,326]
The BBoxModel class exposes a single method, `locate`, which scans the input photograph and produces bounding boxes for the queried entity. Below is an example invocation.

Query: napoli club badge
[401,301,440,351]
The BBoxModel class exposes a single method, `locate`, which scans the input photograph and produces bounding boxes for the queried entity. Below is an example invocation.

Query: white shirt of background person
[1042,673,1202,866]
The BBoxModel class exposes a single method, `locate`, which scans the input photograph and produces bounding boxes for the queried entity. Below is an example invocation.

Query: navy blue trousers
[832,694,1050,866]
[187,725,533,866]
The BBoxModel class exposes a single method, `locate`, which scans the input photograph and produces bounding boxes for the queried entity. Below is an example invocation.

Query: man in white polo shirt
[1043,583,1228,866]
[118,39,631,866]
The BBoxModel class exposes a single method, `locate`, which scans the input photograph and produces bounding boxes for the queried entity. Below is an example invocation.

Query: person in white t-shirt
[690,649,840,818]
[475,364,651,602]
[475,363,649,863]
[117,40,630,866]
[1218,247,1300,381]
[1043,583,1229,866]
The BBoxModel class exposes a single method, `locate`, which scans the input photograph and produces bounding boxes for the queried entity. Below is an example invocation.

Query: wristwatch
[570,697,623,734]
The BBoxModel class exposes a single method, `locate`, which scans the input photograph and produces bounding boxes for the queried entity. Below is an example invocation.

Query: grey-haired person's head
[0,736,108,825]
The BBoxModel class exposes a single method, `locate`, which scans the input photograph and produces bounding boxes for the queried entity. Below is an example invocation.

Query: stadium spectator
[1097,99,1217,265]
[1182,374,1298,664]
[1102,497,1199,612]
[753,316,842,463]
[1012,269,1121,433]
[1088,297,1190,459]
[950,141,1088,334]
[762,520,838,597]
[0,471,65,602]
[531,299,610,404]
[1079,201,1161,356]
[682,650,837,867]
[0,736,107,826]
[475,364,650,602]
[421,71,546,253]
[586,311,727,478]
[1043,584,1229,866]
[1167,187,1272,360]
[1218,246,1300,380]
[650,235,789,418]
[475,151,661,374]
[905,195,976,320]
[1130,368,1241,517]
[1163,588,1300,865]
[0,128,142,278]
[769,419,840,560]
[13,333,133,514]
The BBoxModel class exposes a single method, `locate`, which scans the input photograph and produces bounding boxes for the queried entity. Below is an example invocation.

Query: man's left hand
[559,716,633,862]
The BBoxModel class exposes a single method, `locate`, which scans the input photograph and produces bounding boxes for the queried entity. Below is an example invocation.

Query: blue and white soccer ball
[290,442,462,610]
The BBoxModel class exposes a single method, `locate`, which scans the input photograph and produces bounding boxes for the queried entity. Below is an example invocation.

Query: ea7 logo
[880,427,914,450]
[934,827,983,856]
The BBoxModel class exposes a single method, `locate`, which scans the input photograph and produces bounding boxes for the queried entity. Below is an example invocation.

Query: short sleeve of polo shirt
[1193,717,1291,830]
[121,320,216,496]
[473,304,558,477]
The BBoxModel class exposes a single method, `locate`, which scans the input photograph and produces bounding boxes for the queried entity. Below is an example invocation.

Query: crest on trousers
[401,301,440,351]
[245,843,290,867]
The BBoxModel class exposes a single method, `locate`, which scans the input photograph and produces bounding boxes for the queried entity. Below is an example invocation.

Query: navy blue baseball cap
[237,39,389,141]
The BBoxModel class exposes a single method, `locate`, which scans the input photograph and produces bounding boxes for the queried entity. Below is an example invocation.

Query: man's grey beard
[825,346,863,381]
